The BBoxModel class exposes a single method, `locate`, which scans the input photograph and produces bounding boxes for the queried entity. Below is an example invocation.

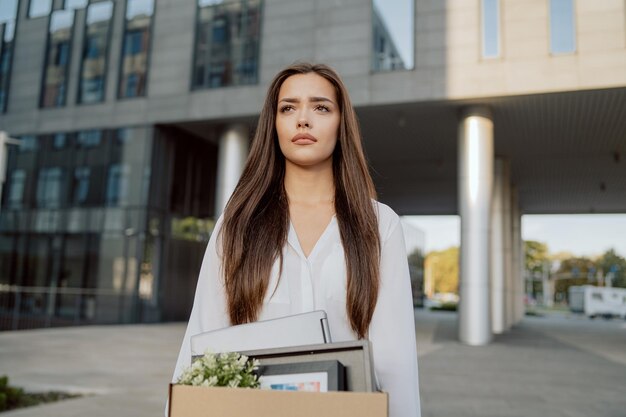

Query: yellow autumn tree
[425,247,459,295]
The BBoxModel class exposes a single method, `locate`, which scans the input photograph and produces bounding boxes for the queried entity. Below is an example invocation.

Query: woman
[172,63,421,417]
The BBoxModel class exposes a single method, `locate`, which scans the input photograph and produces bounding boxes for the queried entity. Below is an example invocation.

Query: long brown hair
[220,63,380,339]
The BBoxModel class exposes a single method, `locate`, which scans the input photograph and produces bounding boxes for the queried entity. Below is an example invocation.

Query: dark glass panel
[118,0,154,98]
[0,0,18,112]
[41,9,74,107]
[78,1,114,103]
[193,0,262,89]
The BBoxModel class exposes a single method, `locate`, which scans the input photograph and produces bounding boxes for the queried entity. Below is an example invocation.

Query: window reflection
[77,130,102,148]
[106,164,130,206]
[193,0,262,89]
[72,167,90,205]
[53,133,68,149]
[8,169,25,209]
[550,0,576,54]
[19,135,38,152]
[41,9,74,107]
[29,0,52,18]
[372,0,414,71]
[0,0,18,112]
[36,167,64,208]
[119,0,154,98]
[79,1,114,104]
[481,0,500,58]
[64,0,88,10]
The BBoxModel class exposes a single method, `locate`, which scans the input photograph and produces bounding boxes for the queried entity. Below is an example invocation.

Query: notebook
[190,310,332,357]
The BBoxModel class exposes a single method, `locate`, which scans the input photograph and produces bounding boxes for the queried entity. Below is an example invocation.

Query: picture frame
[257,360,346,392]
[241,340,377,392]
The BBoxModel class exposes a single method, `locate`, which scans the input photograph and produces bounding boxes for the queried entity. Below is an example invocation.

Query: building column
[458,107,494,346]
[502,167,513,330]
[490,158,508,334]
[215,125,249,217]
[511,186,522,325]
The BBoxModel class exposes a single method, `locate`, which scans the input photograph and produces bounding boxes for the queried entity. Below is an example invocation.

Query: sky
[403,214,626,258]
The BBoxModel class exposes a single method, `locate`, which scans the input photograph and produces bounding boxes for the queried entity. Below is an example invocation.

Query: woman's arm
[368,212,421,417]
[170,217,230,383]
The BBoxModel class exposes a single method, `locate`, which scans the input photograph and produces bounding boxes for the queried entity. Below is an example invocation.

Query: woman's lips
[291,133,317,144]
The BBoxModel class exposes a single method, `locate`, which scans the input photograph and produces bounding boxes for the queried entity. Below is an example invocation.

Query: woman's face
[276,73,340,170]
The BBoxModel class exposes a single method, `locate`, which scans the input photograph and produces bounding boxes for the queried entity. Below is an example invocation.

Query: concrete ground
[0,310,624,417]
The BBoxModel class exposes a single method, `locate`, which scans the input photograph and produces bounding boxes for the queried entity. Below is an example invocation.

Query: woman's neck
[284,160,334,205]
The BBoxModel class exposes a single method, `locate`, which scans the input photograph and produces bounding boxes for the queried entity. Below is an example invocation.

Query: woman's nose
[297,118,310,128]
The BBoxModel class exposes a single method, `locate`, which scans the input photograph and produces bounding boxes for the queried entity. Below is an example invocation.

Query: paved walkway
[0,310,624,417]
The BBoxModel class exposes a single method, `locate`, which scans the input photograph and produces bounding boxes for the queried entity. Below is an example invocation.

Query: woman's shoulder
[372,200,402,242]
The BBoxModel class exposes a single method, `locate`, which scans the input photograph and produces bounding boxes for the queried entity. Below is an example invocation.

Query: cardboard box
[169,384,388,417]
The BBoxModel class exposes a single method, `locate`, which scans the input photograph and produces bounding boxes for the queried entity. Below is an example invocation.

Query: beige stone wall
[443,0,626,99]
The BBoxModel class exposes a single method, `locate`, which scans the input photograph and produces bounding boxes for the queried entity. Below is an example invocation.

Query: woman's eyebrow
[278,96,334,104]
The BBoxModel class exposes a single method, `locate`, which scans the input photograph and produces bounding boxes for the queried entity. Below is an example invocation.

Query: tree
[524,240,550,274]
[596,249,626,288]
[425,247,459,294]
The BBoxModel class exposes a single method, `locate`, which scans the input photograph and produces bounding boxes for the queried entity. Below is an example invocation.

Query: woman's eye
[315,105,330,112]
[279,105,294,113]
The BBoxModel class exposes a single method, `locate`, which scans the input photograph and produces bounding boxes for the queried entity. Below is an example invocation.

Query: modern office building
[0,0,624,344]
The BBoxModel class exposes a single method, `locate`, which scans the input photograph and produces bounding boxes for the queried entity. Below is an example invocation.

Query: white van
[569,285,626,319]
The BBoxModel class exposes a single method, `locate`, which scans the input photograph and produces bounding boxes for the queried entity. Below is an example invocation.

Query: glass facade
[0,124,223,329]
[40,9,74,107]
[372,0,415,71]
[481,0,500,58]
[78,1,114,104]
[0,0,19,112]
[193,0,262,89]
[550,0,576,54]
[119,0,154,98]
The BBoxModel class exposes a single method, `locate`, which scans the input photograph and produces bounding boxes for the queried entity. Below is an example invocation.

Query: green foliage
[596,249,626,288]
[425,247,459,294]
[0,375,80,412]
[525,240,549,274]
[0,375,24,411]
[177,351,260,389]
[430,302,457,312]
[171,217,215,242]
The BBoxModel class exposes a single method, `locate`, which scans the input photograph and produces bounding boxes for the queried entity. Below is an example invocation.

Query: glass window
[0,0,19,112]
[72,167,90,205]
[8,169,26,209]
[76,129,102,147]
[372,0,414,72]
[118,0,154,98]
[193,0,262,89]
[40,9,74,108]
[481,0,500,58]
[53,133,68,149]
[106,164,130,206]
[550,0,576,54]
[29,0,52,18]
[36,167,64,208]
[64,0,88,10]
[78,1,114,104]
[19,135,38,152]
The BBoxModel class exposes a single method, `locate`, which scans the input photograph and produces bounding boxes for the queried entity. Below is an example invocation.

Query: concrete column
[502,165,513,330]
[458,107,493,346]
[490,158,508,334]
[215,125,249,217]
[511,187,522,325]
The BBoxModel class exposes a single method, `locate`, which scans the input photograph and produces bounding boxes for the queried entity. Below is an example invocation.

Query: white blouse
[172,201,421,417]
